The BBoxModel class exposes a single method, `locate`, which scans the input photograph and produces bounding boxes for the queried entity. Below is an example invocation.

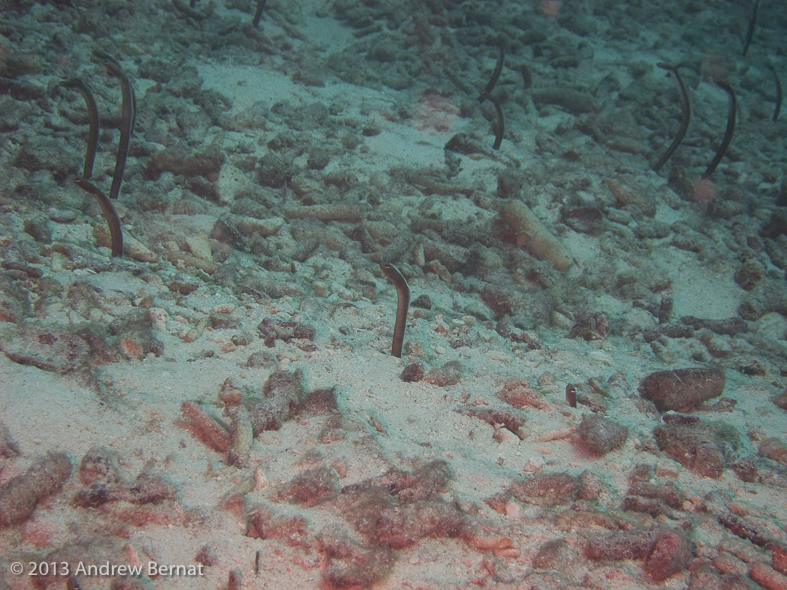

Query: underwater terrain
[1,0,787,588]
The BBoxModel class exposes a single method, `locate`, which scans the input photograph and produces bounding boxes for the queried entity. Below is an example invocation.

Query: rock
[79,446,123,486]
[586,528,692,583]
[644,528,693,582]
[424,360,463,386]
[400,362,424,382]
[0,452,72,527]
[759,438,787,467]
[638,367,725,411]
[508,472,580,507]
[0,325,91,374]
[246,370,308,434]
[653,423,726,478]
[576,414,628,456]
[0,421,20,458]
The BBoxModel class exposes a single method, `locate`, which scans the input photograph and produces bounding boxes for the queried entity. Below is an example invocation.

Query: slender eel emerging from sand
[480,91,505,150]
[703,80,736,179]
[95,51,136,200]
[772,65,783,122]
[381,263,409,358]
[58,79,99,179]
[566,384,577,408]
[479,42,505,102]
[653,63,691,172]
[74,177,123,257]
[253,0,268,27]
[742,0,760,57]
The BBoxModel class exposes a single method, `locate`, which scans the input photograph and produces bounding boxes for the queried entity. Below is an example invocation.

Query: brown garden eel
[58,79,99,179]
[95,51,136,200]
[381,263,410,358]
[74,177,123,257]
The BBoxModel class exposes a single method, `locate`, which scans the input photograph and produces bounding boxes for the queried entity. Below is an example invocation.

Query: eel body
[381,263,410,358]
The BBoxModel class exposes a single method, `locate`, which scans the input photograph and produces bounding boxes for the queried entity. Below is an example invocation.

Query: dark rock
[374,500,465,549]
[275,465,339,507]
[246,370,307,434]
[400,362,424,382]
[456,407,526,439]
[738,280,787,320]
[411,294,431,309]
[23,215,52,244]
[508,472,580,507]
[0,325,91,373]
[109,309,163,360]
[576,414,628,455]
[147,145,225,179]
[638,368,725,411]
[257,318,316,348]
[653,423,727,478]
[424,360,463,386]
[257,152,292,188]
[533,538,574,569]
[568,311,609,340]
[79,446,123,486]
[734,260,764,291]
[643,528,692,582]
[0,421,20,458]
[0,272,30,322]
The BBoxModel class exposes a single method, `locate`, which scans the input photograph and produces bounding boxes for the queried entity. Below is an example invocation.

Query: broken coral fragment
[181,401,231,453]
[498,200,572,271]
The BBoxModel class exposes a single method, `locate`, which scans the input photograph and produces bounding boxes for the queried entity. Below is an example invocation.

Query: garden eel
[58,79,99,180]
[480,91,505,150]
[253,0,268,27]
[771,65,782,122]
[74,177,123,257]
[95,51,136,200]
[477,43,506,150]
[381,263,409,358]
[653,62,691,172]
[703,80,736,179]
[742,0,760,57]
[479,42,505,101]
[565,384,577,408]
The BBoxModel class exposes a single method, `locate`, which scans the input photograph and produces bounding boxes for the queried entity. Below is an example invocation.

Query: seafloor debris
[497,378,550,410]
[638,367,726,411]
[0,452,72,527]
[0,421,20,458]
[508,472,582,507]
[497,200,573,271]
[257,317,316,348]
[575,414,628,456]
[424,359,463,386]
[274,465,340,507]
[653,421,735,478]
[399,361,424,382]
[181,401,231,453]
[456,407,526,439]
[760,437,787,467]
[585,527,692,583]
